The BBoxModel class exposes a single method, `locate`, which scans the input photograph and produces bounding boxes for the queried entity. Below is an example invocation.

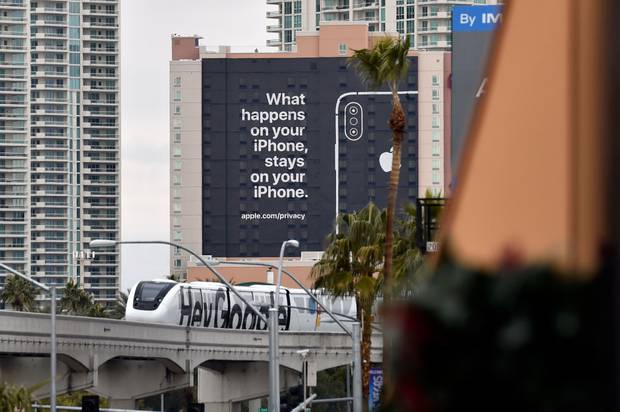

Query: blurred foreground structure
[386,0,620,410]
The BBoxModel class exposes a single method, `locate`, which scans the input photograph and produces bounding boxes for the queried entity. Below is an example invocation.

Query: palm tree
[59,280,95,316]
[0,383,32,412]
[1,275,37,312]
[311,203,384,407]
[108,290,128,319]
[348,35,411,303]
[349,36,411,405]
[393,203,425,295]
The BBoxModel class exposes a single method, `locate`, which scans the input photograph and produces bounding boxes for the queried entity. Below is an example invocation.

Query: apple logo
[379,147,399,173]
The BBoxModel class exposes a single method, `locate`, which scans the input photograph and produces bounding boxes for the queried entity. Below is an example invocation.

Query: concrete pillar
[248,399,262,412]
[203,402,229,412]
[109,399,135,409]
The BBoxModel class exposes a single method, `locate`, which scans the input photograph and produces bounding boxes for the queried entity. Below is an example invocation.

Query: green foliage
[313,366,349,412]
[0,383,33,412]
[40,390,109,408]
[59,279,96,316]
[392,203,426,295]
[1,275,38,312]
[385,258,612,411]
[107,290,128,320]
[312,202,385,310]
[348,36,411,91]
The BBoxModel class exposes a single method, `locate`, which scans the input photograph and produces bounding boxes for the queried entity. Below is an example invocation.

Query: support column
[109,399,134,409]
[248,399,262,412]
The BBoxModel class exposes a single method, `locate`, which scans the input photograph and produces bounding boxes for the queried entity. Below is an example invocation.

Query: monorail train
[126,279,357,332]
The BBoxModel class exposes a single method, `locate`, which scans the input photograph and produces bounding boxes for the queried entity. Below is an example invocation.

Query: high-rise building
[169,24,450,278]
[0,0,120,303]
[266,0,502,51]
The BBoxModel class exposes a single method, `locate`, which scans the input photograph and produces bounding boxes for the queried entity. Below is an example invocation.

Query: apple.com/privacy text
[241,212,306,221]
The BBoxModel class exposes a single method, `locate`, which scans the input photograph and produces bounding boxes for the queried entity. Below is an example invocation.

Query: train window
[134,282,175,310]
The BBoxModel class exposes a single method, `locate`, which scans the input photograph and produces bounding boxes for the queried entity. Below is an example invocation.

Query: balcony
[0,16,25,24]
[83,47,117,54]
[83,21,118,28]
[83,34,117,41]
[0,1,26,8]
[0,31,26,38]
[31,19,67,27]
[83,9,117,16]
[31,7,67,14]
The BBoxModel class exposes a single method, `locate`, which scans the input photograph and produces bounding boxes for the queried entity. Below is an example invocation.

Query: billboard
[202,57,418,257]
[451,5,503,180]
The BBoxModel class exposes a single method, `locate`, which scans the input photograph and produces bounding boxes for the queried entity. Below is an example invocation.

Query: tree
[392,203,426,295]
[348,35,411,405]
[0,383,32,412]
[59,280,95,316]
[311,203,384,408]
[108,290,128,320]
[348,35,411,303]
[1,275,38,312]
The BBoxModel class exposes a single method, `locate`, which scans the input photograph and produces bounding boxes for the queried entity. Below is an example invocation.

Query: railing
[33,405,143,412]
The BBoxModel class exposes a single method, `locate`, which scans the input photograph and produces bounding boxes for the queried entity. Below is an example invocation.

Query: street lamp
[0,262,57,412]
[269,239,299,412]
[88,239,271,406]
[88,239,266,325]
[210,259,363,411]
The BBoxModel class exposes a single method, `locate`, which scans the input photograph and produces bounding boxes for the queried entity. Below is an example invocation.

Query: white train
[126,279,357,332]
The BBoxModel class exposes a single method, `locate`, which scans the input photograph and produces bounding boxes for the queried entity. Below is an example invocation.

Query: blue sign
[368,368,383,411]
[452,5,503,32]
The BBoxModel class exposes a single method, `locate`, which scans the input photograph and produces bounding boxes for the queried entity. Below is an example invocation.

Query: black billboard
[202,57,418,257]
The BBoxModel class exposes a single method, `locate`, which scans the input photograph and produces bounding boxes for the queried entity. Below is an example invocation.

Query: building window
[294,14,301,28]
[432,142,441,156]
[284,1,292,14]
[432,89,439,100]
[432,171,441,184]
[173,175,181,185]
[432,74,439,86]
[284,30,293,43]
[174,259,182,268]
[173,203,182,213]
[432,159,440,170]
[175,105,181,115]
[338,43,347,55]
[406,5,414,19]
[174,160,182,170]
[432,130,441,142]
[284,15,292,28]
[432,116,440,128]
[174,90,181,101]
[173,216,180,226]
[173,146,182,156]
[173,231,182,241]
[432,103,439,114]
[294,0,302,13]
[174,76,181,86]
[173,188,180,199]
[174,133,181,143]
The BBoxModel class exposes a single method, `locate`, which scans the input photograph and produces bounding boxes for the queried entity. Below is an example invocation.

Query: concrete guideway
[0,311,382,409]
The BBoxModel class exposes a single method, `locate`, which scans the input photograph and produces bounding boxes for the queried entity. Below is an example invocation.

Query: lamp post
[269,239,300,411]
[88,240,271,406]
[0,263,57,412]
[211,259,363,411]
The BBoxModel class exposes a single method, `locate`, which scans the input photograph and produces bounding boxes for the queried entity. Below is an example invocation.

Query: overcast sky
[120,1,271,290]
